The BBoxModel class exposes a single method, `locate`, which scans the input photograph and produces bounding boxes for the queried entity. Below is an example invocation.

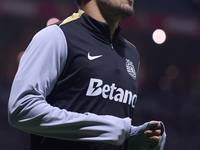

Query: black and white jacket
[8,10,166,150]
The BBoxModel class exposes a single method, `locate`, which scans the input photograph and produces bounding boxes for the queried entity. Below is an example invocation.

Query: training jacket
[8,10,166,150]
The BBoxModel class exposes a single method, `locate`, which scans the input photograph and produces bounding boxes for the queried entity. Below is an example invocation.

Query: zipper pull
[110,43,114,50]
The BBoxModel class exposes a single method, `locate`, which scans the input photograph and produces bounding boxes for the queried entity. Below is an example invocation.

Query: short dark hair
[75,0,82,7]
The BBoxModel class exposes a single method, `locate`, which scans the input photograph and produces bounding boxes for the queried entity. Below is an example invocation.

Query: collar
[79,10,121,43]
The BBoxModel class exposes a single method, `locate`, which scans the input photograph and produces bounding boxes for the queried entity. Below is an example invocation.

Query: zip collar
[79,10,121,43]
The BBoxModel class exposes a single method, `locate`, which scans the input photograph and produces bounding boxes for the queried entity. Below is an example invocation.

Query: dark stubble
[97,0,134,20]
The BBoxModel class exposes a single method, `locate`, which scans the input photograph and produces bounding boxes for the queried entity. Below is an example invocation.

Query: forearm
[8,93,130,145]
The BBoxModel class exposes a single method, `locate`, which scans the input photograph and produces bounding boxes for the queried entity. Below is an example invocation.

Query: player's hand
[144,121,162,149]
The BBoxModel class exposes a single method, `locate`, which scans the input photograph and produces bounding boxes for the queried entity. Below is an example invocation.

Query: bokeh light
[152,29,167,44]
[17,51,24,63]
[46,18,60,26]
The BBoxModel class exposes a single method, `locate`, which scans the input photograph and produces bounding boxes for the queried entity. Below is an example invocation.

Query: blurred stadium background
[0,0,200,149]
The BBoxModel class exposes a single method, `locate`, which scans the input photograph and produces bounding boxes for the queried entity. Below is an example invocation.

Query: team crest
[126,59,136,80]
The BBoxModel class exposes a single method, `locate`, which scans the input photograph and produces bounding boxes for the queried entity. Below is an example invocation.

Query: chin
[118,8,134,19]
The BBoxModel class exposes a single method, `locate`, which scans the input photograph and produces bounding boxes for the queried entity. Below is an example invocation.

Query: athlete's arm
[8,25,131,146]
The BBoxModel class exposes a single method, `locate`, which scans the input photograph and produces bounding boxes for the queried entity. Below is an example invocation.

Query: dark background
[0,0,200,149]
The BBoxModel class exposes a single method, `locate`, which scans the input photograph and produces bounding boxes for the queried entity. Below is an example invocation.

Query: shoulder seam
[125,39,136,49]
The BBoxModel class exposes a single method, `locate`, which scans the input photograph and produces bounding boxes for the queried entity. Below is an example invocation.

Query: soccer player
[8,0,166,150]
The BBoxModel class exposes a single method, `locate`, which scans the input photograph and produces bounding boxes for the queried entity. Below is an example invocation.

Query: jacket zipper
[110,43,118,67]
[110,43,114,50]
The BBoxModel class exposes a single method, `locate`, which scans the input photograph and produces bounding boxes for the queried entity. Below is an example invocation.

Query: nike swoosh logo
[87,52,103,60]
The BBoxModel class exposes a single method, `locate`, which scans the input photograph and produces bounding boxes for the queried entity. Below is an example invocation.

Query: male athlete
[8,0,166,150]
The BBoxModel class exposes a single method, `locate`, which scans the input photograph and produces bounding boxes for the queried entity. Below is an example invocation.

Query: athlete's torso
[31,11,140,150]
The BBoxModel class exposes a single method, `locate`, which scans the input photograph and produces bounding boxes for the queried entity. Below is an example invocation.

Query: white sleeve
[8,25,131,146]
[128,121,166,150]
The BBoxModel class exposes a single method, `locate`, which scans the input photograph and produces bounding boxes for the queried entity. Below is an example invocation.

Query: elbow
[8,97,18,127]
[8,110,19,128]
[8,110,28,131]
[8,104,23,129]
[8,95,26,129]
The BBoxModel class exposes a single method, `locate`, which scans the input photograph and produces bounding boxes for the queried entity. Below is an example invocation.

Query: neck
[82,1,119,38]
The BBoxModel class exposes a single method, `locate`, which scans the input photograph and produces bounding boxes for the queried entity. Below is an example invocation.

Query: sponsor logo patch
[86,78,137,108]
